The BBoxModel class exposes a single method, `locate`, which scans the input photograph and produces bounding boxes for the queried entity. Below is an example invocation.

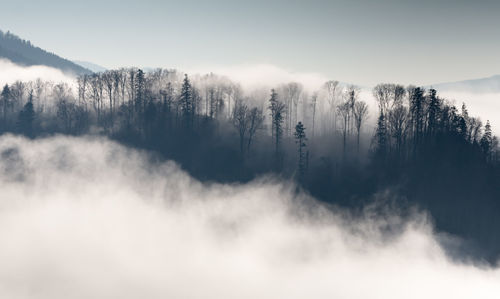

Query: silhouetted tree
[468,117,482,144]
[17,91,35,137]
[1,84,11,127]
[232,100,249,156]
[135,69,145,114]
[427,89,440,137]
[324,80,340,132]
[103,70,116,126]
[294,121,307,179]
[77,74,88,107]
[409,87,425,154]
[310,92,318,138]
[284,82,302,136]
[57,98,76,133]
[179,74,193,129]
[373,84,405,117]
[247,107,264,154]
[374,112,387,161]
[88,74,103,124]
[353,100,369,155]
[481,120,493,160]
[268,89,286,170]
[337,100,350,158]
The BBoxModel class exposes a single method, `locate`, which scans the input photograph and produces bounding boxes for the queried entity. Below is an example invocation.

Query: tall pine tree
[294,121,307,179]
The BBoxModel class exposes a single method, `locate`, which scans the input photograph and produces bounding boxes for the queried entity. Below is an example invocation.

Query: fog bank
[439,91,500,135]
[0,59,75,87]
[0,135,498,299]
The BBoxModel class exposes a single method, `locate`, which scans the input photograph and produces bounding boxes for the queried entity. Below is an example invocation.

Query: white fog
[0,135,498,299]
[0,59,75,87]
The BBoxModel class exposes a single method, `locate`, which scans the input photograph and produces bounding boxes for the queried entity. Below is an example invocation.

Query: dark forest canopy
[1,67,500,261]
[0,30,91,75]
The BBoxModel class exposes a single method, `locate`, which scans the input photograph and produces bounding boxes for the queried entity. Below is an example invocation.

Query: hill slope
[430,74,500,93]
[0,30,91,75]
[73,60,107,73]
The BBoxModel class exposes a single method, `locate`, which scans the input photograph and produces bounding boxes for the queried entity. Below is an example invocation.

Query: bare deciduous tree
[353,100,369,154]
[324,80,340,132]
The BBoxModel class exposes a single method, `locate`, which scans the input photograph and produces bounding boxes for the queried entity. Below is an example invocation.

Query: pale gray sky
[1,0,499,86]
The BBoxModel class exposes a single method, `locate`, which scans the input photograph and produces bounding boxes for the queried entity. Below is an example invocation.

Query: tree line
[1,68,500,260]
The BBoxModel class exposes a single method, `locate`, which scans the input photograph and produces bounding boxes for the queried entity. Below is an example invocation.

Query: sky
[1,0,500,86]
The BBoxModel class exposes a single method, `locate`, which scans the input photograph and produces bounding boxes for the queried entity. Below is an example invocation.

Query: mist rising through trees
[1,68,499,261]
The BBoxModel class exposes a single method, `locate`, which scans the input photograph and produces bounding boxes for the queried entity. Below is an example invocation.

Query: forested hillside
[0,30,90,75]
[1,68,499,260]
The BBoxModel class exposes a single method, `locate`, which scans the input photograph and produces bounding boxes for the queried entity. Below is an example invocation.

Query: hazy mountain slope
[0,30,90,75]
[73,60,107,73]
[430,74,500,93]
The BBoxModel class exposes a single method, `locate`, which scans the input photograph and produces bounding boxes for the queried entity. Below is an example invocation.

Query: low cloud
[0,59,75,87]
[439,91,500,135]
[0,134,498,299]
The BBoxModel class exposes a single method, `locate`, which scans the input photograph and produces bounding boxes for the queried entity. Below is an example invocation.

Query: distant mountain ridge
[429,74,500,93]
[0,30,91,75]
[73,60,107,73]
